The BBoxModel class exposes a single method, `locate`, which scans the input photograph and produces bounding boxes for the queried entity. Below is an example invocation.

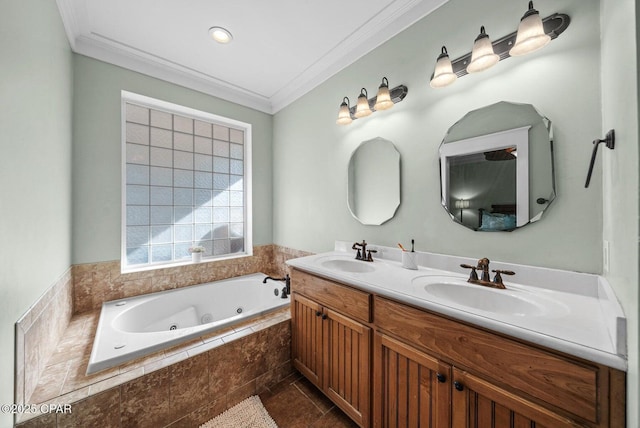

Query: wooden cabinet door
[373,334,451,428]
[291,293,324,388]
[324,308,371,428]
[451,369,580,428]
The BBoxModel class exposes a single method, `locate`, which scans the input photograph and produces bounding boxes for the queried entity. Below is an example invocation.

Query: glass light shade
[466,27,499,73]
[509,2,551,56]
[354,89,372,118]
[430,47,457,88]
[374,78,394,111]
[336,98,352,125]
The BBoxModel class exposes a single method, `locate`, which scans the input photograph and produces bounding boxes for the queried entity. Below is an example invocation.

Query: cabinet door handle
[436,373,446,383]
[315,311,322,317]
[322,314,328,320]
[454,381,464,391]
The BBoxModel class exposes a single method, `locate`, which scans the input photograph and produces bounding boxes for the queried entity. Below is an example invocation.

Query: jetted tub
[87,272,290,374]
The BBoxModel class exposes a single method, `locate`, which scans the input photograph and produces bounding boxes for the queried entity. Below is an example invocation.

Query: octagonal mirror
[348,137,400,225]
[440,101,555,231]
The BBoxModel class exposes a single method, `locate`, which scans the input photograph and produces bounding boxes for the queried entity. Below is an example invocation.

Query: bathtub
[87,272,290,374]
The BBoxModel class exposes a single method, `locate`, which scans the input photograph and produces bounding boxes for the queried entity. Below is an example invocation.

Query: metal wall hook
[584,129,615,188]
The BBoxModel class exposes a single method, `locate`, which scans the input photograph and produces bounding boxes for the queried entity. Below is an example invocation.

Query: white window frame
[120,91,253,273]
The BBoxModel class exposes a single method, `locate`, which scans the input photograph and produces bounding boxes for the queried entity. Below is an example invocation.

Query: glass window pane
[150,110,172,129]
[150,128,172,148]
[213,207,229,223]
[174,207,193,224]
[174,188,193,205]
[230,129,244,144]
[194,136,212,154]
[174,225,193,242]
[229,191,243,207]
[213,190,229,206]
[127,206,149,225]
[150,206,172,224]
[230,223,244,238]
[150,147,173,167]
[194,120,212,138]
[194,171,212,189]
[195,224,213,240]
[195,207,212,223]
[127,143,149,165]
[150,166,173,186]
[213,140,230,157]
[150,186,172,205]
[213,157,229,173]
[214,239,230,255]
[174,242,191,259]
[230,159,243,175]
[213,224,229,239]
[174,151,194,170]
[174,115,193,134]
[213,124,229,141]
[195,154,213,172]
[126,104,149,125]
[230,238,244,253]
[151,225,173,244]
[127,164,149,185]
[230,143,243,159]
[127,185,149,205]
[195,189,212,206]
[229,175,243,191]
[151,244,173,262]
[127,226,149,246]
[174,170,193,188]
[213,174,229,190]
[174,132,193,152]
[127,246,149,264]
[126,122,149,145]
[230,207,243,222]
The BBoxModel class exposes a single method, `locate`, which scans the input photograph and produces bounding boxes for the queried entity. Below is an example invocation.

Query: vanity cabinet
[290,270,372,427]
[374,296,625,428]
[289,269,625,428]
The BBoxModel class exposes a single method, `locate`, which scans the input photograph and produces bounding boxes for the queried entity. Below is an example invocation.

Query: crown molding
[56,0,448,115]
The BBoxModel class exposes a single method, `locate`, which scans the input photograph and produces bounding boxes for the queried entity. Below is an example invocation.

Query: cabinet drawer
[374,296,600,424]
[291,269,372,323]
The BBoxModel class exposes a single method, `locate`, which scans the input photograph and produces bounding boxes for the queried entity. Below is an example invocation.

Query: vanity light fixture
[466,26,500,73]
[336,77,408,125]
[209,26,233,44]
[429,1,570,88]
[336,97,353,125]
[354,88,373,118]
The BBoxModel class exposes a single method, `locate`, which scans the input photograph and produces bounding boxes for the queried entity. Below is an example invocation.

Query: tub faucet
[263,274,291,297]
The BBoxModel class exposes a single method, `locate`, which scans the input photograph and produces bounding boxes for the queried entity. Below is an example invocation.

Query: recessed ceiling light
[208,26,233,44]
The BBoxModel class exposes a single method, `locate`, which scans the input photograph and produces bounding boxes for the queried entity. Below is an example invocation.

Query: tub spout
[263,274,290,295]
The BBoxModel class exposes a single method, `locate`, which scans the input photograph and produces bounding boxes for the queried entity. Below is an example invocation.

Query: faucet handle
[491,269,514,288]
[492,269,515,276]
[366,249,377,262]
[460,264,479,281]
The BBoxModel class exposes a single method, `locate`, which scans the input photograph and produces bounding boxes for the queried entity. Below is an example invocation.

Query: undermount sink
[319,258,376,273]
[412,276,568,317]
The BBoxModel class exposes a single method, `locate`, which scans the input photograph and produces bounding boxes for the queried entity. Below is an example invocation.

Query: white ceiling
[56,0,448,114]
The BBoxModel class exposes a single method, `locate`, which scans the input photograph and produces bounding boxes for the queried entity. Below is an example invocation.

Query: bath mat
[199,395,279,428]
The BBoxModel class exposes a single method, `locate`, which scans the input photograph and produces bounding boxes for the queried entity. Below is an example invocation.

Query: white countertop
[286,242,627,371]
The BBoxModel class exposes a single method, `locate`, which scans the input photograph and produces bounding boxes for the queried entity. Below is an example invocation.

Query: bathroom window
[121,91,252,272]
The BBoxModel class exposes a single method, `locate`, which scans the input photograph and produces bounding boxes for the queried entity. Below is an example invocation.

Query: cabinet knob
[322,314,328,320]
[315,311,322,317]
[454,381,464,391]
[436,373,446,383]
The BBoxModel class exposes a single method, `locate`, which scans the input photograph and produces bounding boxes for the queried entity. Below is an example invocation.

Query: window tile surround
[14,244,312,426]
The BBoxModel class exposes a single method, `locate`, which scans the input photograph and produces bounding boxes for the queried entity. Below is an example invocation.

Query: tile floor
[260,372,359,428]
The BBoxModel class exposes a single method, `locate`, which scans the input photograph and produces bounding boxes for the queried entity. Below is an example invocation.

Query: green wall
[273,0,603,273]
[0,1,73,426]
[601,0,639,423]
[72,55,273,263]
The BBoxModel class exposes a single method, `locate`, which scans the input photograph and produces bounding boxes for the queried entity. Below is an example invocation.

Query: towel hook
[584,129,615,188]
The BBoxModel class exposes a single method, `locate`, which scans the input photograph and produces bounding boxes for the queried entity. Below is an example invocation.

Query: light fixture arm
[449,13,570,78]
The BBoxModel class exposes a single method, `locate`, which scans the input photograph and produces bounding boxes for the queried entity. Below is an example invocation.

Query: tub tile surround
[15,244,310,427]
[17,308,292,426]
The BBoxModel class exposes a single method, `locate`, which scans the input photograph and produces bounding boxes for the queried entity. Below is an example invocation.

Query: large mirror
[440,101,555,231]
[348,137,400,225]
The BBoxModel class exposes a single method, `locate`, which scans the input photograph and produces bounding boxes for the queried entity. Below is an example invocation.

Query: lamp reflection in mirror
[510,1,551,56]
[354,88,373,118]
[455,199,470,222]
[466,26,499,73]
[336,97,353,125]
[374,77,394,110]
[430,46,457,88]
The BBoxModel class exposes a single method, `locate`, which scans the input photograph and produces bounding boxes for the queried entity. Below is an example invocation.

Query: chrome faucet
[263,274,290,298]
[352,240,376,262]
[460,258,514,289]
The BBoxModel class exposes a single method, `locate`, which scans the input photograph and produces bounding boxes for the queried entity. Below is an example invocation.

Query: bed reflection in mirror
[440,102,555,231]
